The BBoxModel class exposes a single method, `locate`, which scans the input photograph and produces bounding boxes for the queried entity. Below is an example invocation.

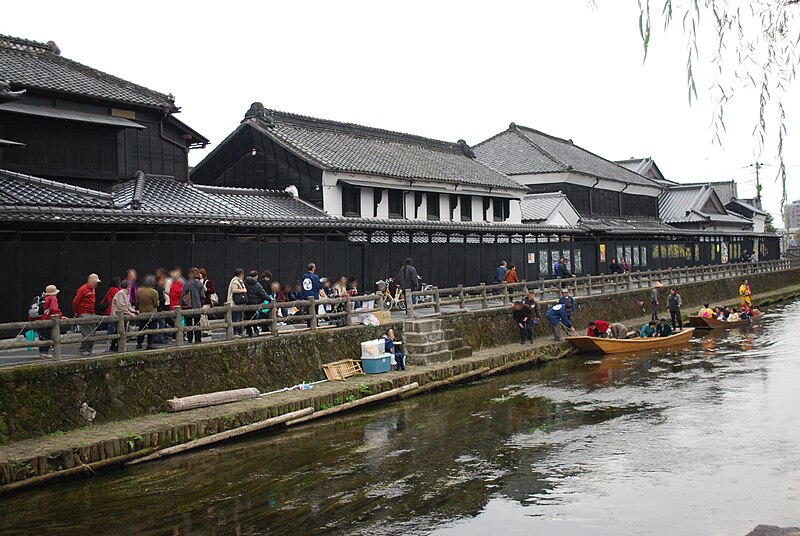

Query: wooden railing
[1,258,796,362]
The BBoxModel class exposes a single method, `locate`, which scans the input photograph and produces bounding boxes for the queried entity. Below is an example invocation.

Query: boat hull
[566,327,695,354]
[687,315,756,329]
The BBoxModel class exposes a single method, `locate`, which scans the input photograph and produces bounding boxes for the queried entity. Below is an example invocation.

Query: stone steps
[403,319,472,364]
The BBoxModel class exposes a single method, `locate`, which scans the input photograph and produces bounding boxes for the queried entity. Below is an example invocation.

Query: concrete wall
[2,267,798,444]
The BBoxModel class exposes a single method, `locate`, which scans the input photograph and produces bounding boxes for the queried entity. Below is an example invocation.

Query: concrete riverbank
[1,268,799,491]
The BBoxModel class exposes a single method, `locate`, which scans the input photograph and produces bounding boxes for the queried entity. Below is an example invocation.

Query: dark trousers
[394,351,406,371]
[137,317,155,348]
[669,309,683,329]
[38,327,51,354]
[186,315,202,343]
[651,302,659,322]
[232,311,243,335]
[518,323,533,343]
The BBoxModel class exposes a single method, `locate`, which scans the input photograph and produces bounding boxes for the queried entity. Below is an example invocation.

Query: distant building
[726,199,768,233]
[785,200,800,230]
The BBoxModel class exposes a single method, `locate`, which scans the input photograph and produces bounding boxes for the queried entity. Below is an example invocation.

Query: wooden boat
[565,328,695,354]
[687,314,759,329]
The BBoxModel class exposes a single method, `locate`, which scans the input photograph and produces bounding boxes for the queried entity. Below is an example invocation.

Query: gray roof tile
[520,192,569,222]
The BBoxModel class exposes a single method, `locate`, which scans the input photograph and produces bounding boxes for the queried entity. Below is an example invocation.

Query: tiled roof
[0,34,175,109]
[231,104,526,191]
[474,124,664,189]
[726,199,768,217]
[659,184,752,226]
[579,217,678,233]
[520,192,569,222]
[0,169,114,208]
[194,185,325,219]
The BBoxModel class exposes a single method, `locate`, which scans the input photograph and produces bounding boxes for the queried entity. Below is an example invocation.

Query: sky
[3,1,798,222]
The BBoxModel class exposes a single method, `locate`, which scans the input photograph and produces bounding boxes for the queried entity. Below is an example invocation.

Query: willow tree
[634,0,798,222]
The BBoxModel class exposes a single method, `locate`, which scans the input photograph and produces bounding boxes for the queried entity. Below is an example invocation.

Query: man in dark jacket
[244,271,269,336]
[667,288,683,330]
[512,301,535,344]
[556,258,573,278]
[396,258,420,302]
[545,303,574,342]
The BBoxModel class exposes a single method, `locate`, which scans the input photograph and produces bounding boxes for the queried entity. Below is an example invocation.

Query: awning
[0,138,26,148]
[0,102,145,129]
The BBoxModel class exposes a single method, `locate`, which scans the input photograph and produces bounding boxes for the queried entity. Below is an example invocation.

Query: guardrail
[1,258,796,363]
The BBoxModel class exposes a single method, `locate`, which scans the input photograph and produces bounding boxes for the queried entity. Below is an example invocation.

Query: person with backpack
[396,258,420,304]
[32,285,62,358]
[73,273,100,356]
[182,267,206,343]
[244,270,269,337]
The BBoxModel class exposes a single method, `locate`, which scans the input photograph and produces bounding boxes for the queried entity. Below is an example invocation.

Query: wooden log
[165,387,261,412]
[0,448,155,496]
[286,382,420,426]
[127,407,315,466]
[400,368,488,398]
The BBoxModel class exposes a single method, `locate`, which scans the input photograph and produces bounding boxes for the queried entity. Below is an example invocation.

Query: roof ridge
[510,125,569,170]
[0,168,112,201]
[195,184,291,197]
[0,34,54,54]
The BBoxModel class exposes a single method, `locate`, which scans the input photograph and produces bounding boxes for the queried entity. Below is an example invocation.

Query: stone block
[403,318,442,333]
[450,347,473,360]
[403,330,445,345]
[405,340,449,354]
[411,349,452,365]
[447,338,465,350]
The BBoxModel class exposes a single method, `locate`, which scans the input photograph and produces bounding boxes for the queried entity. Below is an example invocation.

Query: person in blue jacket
[639,320,657,338]
[545,303,575,341]
[301,263,323,326]
[558,288,575,314]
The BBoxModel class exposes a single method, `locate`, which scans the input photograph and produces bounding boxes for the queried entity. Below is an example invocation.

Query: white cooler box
[360,339,386,358]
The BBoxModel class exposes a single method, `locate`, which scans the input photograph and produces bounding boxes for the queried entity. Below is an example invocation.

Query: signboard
[721,242,729,264]
[527,252,535,264]
[599,244,606,264]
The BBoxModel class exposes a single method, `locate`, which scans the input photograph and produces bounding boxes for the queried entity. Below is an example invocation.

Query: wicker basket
[322,359,363,381]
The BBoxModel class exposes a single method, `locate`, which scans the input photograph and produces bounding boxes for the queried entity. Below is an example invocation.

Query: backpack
[552,262,560,277]
[180,286,192,308]
[29,293,47,318]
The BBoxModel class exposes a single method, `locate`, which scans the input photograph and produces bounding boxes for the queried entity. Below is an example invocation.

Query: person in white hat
[651,281,663,321]
[37,285,62,358]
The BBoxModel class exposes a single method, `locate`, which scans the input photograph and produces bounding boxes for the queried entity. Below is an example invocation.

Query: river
[2,301,799,535]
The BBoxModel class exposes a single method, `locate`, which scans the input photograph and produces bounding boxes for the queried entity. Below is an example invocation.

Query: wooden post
[480,283,488,309]
[344,295,354,326]
[175,307,184,346]
[457,284,465,310]
[433,287,441,314]
[538,279,545,301]
[501,282,510,306]
[406,292,415,318]
[52,317,61,362]
[600,274,606,294]
[309,298,318,330]
[116,311,126,353]
[225,303,233,340]
[587,274,593,296]
[269,301,279,335]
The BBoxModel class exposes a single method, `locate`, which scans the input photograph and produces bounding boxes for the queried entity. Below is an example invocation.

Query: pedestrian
[384,328,406,370]
[609,322,629,339]
[73,273,101,356]
[126,269,139,308]
[558,288,575,317]
[136,275,160,350]
[258,270,272,297]
[396,258,420,303]
[332,276,349,297]
[512,300,534,344]
[655,318,673,337]
[552,257,561,278]
[522,290,540,335]
[168,266,184,312]
[620,257,631,272]
[109,280,137,351]
[227,268,247,336]
[182,267,206,343]
[556,258,573,278]
[650,281,663,322]
[609,258,622,274]
[667,288,683,330]
[154,268,169,343]
[199,267,217,337]
[98,276,121,343]
[244,270,269,336]
[494,261,508,284]
[739,278,752,309]
[545,303,575,342]
[37,284,62,358]
[503,264,519,284]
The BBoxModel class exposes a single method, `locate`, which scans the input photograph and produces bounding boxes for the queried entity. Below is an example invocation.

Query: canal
[2,301,799,535]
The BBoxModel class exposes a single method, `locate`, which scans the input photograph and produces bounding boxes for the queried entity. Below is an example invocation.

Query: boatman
[545,303,575,342]
[667,288,683,330]
[650,281,663,322]
[586,320,611,338]
[739,278,752,309]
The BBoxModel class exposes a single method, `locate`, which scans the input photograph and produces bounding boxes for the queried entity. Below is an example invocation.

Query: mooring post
[433,287,441,314]
[457,284,465,309]
[502,282,510,306]
[587,274,593,296]
[225,303,233,340]
[116,311,126,353]
[175,307,184,346]
[538,279,545,301]
[309,298,318,330]
[344,295,353,326]
[52,317,61,362]
[480,283,488,309]
[269,302,279,335]
[406,291,415,318]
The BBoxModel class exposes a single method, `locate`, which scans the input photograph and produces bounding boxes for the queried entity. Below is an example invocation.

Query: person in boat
[739,279,752,309]
[639,320,657,338]
[698,303,714,318]
[655,318,673,337]
[610,323,629,339]
[586,320,611,338]
[545,303,575,342]
[713,306,725,320]
[512,300,535,345]
[727,308,741,322]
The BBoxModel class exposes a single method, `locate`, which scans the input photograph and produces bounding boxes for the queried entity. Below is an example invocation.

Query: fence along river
[1,300,799,535]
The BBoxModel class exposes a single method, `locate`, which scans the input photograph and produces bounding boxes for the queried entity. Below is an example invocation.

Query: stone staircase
[402,318,472,365]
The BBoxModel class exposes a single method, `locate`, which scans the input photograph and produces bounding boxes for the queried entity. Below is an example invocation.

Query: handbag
[209,292,219,306]
[233,292,247,305]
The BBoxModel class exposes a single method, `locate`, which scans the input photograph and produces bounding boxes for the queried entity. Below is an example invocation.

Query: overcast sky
[4,1,798,221]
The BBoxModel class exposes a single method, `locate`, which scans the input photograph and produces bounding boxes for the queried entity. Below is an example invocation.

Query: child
[384,328,406,371]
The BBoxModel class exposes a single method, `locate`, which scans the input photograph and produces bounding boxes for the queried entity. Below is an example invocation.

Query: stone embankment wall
[1,267,798,444]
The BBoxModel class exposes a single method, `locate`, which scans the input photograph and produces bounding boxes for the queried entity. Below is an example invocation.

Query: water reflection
[1,304,799,535]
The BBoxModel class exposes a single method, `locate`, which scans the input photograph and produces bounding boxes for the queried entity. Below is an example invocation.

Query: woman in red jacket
[39,284,63,358]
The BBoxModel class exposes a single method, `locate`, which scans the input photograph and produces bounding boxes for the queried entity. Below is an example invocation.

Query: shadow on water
[1,302,799,535]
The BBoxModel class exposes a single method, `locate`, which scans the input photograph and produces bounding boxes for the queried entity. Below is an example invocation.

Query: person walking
[38,285,62,358]
[73,273,101,356]
[244,270,269,336]
[503,264,519,284]
[650,281,663,322]
[227,268,247,336]
[667,288,683,330]
[109,280,137,351]
[182,267,206,343]
[126,269,139,309]
[98,276,121,344]
[545,303,575,342]
[136,275,160,350]
[609,258,622,274]
[494,261,508,284]
[396,258,420,304]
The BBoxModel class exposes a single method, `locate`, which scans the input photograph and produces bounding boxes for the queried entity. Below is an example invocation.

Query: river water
[2,301,800,535]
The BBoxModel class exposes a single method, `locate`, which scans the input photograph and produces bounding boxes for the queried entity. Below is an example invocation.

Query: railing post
[344,294,354,327]
[175,307,184,346]
[269,301,279,334]
[433,287,441,314]
[479,283,488,309]
[116,311,127,353]
[626,274,632,291]
[502,282,510,306]
[587,274,593,296]
[538,279,545,301]
[406,292,415,318]
[52,317,61,362]
[457,284,465,310]
[309,298,318,329]
[600,274,606,294]
[225,303,234,340]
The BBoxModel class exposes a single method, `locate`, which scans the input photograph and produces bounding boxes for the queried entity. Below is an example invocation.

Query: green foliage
[358,383,372,396]
[125,434,142,451]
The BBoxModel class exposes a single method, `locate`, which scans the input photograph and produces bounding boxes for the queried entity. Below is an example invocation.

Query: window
[388,189,404,219]
[460,195,472,221]
[483,197,491,220]
[427,192,440,220]
[592,189,620,217]
[414,192,423,218]
[493,198,510,221]
[342,184,361,217]
[450,195,459,220]
[622,193,658,218]
[373,188,383,217]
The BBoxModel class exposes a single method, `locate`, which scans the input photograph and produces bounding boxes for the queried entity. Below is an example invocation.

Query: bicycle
[375,278,406,311]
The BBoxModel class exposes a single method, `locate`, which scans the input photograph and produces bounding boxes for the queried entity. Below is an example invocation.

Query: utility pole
[751,162,763,208]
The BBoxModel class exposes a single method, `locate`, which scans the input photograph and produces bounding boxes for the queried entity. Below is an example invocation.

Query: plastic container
[361,353,392,374]
[360,339,386,358]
